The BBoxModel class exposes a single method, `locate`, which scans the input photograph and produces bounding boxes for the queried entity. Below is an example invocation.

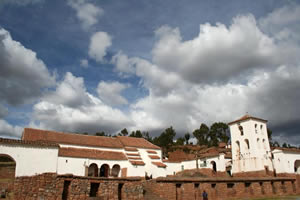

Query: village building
[1,114,300,199]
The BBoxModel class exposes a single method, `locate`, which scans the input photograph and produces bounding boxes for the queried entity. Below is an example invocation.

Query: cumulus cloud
[80,59,89,68]
[0,28,55,106]
[67,0,103,30]
[0,120,23,138]
[97,81,130,106]
[152,15,280,84]
[0,104,8,119]
[110,12,300,144]
[88,31,112,62]
[32,72,133,134]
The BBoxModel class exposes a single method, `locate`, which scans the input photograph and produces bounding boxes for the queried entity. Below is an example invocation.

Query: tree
[209,122,229,146]
[153,126,176,157]
[282,143,288,148]
[95,131,106,136]
[175,137,185,146]
[119,128,128,136]
[129,130,143,138]
[267,128,272,141]
[184,133,190,145]
[193,123,209,145]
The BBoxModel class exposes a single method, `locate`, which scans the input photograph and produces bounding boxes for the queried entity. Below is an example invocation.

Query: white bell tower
[228,115,273,175]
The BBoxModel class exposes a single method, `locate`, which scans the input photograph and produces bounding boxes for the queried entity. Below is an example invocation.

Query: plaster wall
[230,119,272,174]
[272,150,300,174]
[0,144,58,177]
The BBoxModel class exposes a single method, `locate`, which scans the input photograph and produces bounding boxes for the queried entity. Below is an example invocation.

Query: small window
[245,182,251,187]
[239,125,244,136]
[181,165,184,171]
[227,183,234,188]
[260,125,263,129]
[194,183,199,188]
[211,183,216,188]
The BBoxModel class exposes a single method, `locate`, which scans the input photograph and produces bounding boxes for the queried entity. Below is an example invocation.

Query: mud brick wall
[0,164,15,179]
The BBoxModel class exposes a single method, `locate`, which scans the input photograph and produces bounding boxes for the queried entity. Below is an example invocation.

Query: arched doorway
[100,164,110,177]
[88,163,98,177]
[211,161,217,173]
[111,164,120,177]
[294,160,300,174]
[0,154,16,198]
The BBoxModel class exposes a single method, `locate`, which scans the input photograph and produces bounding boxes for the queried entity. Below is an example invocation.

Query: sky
[0,0,300,145]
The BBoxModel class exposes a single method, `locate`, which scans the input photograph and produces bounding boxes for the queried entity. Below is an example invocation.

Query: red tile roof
[124,147,138,151]
[126,153,140,156]
[147,150,157,154]
[58,147,127,160]
[117,136,160,149]
[228,114,267,125]
[129,160,145,166]
[149,155,160,159]
[127,157,142,160]
[152,162,167,168]
[0,137,58,148]
[23,128,123,149]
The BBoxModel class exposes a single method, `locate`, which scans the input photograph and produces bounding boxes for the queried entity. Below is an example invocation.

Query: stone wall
[10,173,300,200]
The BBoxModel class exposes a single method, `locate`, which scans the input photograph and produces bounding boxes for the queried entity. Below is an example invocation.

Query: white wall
[272,149,300,174]
[230,119,273,173]
[0,144,58,177]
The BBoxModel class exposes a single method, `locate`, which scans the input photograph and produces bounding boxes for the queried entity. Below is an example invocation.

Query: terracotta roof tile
[0,137,58,148]
[22,128,123,149]
[147,150,157,154]
[149,155,160,159]
[126,153,140,156]
[124,147,138,151]
[129,160,145,166]
[58,147,127,160]
[152,162,167,168]
[117,136,160,149]
[228,114,267,125]
[127,157,142,160]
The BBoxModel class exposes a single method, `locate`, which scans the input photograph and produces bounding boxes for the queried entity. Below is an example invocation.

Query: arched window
[245,139,250,150]
[238,125,244,136]
[294,160,300,174]
[257,138,260,149]
[263,139,266,149]
[255,124,258,133]
[100,164,110,177]
[111,164,121,177]
[211,161,217,172]
[88,163,98,177]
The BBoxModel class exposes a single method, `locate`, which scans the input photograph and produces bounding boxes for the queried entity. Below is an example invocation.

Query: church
[1,114,300,179]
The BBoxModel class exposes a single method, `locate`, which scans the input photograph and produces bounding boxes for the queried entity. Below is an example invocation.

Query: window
[239,125,244,136]
[245,139,250,150]
[257,138,260,149]
[255,124,258,133]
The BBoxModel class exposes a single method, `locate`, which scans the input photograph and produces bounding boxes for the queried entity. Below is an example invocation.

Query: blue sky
[0,0,300,145]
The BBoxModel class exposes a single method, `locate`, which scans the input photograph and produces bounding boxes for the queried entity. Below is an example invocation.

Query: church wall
[273,150,300,174]
[0,144,58,177]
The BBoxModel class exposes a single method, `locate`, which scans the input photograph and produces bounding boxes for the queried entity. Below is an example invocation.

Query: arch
[257,138,260,149]
[88,163,98,177]
[111,164,121,177]
[294,160,300,174]
[244,139,250,150]
[0,154,16,196]
[211,161,217,172]
[100,164,110,177]
[238,125,244,136]
[263,139,266,149]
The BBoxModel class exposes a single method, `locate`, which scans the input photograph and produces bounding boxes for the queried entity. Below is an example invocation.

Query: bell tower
[228,115,273,175]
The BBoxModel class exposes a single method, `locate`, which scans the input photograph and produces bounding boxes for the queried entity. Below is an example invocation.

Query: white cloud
[88,31,112,62]
[80,59,89,68]
[152,15,280,84]
[0,120,23,138]
[97,81,130,106]
[0,28,55,106]
[32,72,133,134]
[67,0,103,30]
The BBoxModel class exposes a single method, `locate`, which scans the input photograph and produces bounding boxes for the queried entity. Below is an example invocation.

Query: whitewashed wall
[272,149,300,174]
[230,119,273,174]
[0,144,58,177]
